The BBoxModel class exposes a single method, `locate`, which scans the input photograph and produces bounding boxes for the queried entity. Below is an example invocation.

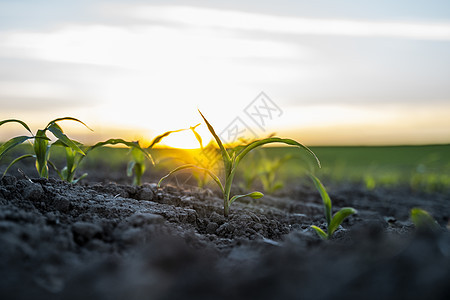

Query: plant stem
[223,171,236,217]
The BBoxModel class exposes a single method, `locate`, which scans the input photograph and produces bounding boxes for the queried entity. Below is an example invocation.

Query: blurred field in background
[1,144,449,193]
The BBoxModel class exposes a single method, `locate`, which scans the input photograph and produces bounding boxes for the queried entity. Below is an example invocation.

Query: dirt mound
[0,175,449,299]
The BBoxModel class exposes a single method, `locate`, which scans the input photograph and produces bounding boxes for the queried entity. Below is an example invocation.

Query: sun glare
[0,4,449,146]
[154,129,206,149]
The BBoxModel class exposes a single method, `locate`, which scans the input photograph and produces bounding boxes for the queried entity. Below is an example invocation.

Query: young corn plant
[238,151,259,190]
[310,174,357,240]
[410,207,440,232]
[158,110,321,217]
[259,153,293,194]
[0,118,90,179]
[135,124,203,186]
[188,124,224,188]
[82,139,153,185]
[51,139,89,183]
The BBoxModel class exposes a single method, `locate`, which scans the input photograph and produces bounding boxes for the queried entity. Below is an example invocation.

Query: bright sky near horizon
[0,0,450,147]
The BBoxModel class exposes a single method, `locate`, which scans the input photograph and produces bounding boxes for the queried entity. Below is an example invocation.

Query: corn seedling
[410,207,440,232]
[190,141,218,188]
[310,174,357,240]
[189,125,224,188]
[239,151,259,190]
[124,125,201,186]
[52,139,89,183]
[81,139,152,185]
[162,124,218,188]
[259,153,292,194]
[0,118,90,179]
[158,110,321,217]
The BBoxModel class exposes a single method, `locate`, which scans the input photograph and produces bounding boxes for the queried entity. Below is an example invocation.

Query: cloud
[118,5,450,40]
[0,3,449,146]
[0,24,301,68]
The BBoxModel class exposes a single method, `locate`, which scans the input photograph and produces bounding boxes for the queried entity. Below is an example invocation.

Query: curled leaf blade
[310,175,332,226]
[71,173,88,184]
[198,110,231,166]
[236,137,321,168]
[148,128,186,149]
[0,136,33,161]
[47,123,85,156]
[46,117,93,131]
[190,123,203,149]
[229,191,264,205]
[310,225,328,240]
[87,138,154,165]
[47,160,63,180]
[2,154,35,178]
[0,119,33,135]
[410,207,439,231]
[328,207,357,236]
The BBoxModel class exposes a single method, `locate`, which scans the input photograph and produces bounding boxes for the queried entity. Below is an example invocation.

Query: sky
[0,0,450,147]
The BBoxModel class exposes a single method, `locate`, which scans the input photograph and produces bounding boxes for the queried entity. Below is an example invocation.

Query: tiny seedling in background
[310,174,357,240]
[137,124,202,186]
[410,207,440,232]
[80,139,152,186]
[0,118,91,179]
[190,141,218,188]
[258,153,292,194]
[52,139,89,183]
[158,110,321,217]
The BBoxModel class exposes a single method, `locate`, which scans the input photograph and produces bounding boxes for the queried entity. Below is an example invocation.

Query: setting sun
[153,128,206,150]
[0,2,449,147]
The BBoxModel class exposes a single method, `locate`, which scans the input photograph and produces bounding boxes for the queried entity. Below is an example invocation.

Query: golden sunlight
[154,129,205,150]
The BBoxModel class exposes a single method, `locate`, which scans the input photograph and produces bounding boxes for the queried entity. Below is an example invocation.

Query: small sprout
[127,145,148,186]
[410,207,440,232]
[159,110,320,217]
[124,125,202,186]
[258,153,292,194]
[52,139,88,183]
[310,174,357,240]
[0,118,91,179]
[84,139,152,186]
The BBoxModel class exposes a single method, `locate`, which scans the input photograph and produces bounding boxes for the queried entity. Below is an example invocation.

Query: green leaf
[267,181,284,193]
[328,207,357,236]
[131,146,146,164]
[0,136,33,161]
[310,225,328,240]
[2,154,35,178]
[71,173,88,184]
[190,123,203,149]
[158,164,224,193]
[34,129,50,178]
[87,138,154,165]
[47,123,85,156]
[127,161,136,177]
[410,207,439,231]
[198,110,231,167]
[47,160,64,180]
[52,139,83,148]
[0,119,33,135]
[61,166,69,181]
[229,191,263,205]
[310,175,332,226]
[64,147,76,173]
[132,162,145,186]
[148,128,186,149]
[45,117,92,131]
[235,137,321,168]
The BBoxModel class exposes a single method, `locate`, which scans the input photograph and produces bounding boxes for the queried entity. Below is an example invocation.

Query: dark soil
[0,170,449,300]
